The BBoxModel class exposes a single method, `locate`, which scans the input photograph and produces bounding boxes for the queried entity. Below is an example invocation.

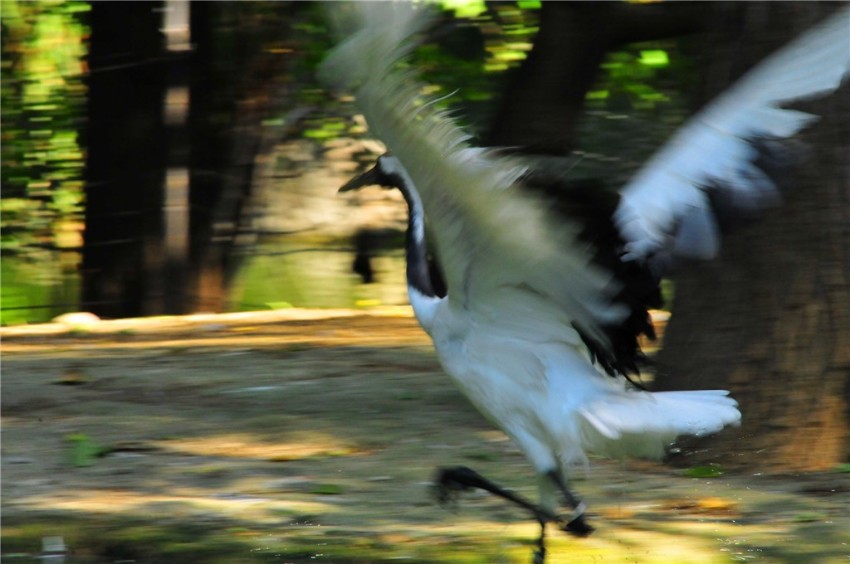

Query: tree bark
[654,3,850,471]
[83,2,296,317]
[485,2,703,154]
[187,2,296,312]
[82,2,168,318]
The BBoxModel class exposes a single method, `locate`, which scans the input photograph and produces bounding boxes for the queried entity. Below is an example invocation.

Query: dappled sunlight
[1,307,429,356]
[155,431,366,461]
[16,489,333,523]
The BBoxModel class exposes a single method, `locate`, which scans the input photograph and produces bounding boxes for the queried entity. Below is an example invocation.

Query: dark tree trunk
[654,3,850,471]
[82,2,168,318]
[186,2,295,312]
[485,2,702,155]
[82,2,296,317]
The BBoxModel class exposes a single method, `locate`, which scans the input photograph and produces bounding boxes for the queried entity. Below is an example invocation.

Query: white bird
[323,4,850,561]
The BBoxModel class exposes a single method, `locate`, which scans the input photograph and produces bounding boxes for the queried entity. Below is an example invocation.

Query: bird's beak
[338,163,382,193]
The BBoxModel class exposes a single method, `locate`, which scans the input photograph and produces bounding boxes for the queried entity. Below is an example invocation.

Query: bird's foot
[433,465,592,564]
[559,502,594,537]
[532,541,546,564]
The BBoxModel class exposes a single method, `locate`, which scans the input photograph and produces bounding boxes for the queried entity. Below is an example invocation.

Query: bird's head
[339,153,405,193]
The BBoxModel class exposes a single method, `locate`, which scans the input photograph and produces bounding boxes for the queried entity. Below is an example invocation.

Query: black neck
[388,171,441,298]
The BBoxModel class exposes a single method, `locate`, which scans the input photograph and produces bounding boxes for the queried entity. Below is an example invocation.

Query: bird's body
[346,152,740,491]
[427,306,737,467]
[323,2,850,558]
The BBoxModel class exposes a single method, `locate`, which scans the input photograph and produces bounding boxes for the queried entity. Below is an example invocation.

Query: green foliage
[1,247,79,325]
[438,0,488,19]
[593,48,673,110]
[1,0,88,325]
[1,0,88,245]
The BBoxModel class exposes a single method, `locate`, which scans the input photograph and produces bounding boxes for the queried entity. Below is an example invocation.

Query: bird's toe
[562,513,594,537]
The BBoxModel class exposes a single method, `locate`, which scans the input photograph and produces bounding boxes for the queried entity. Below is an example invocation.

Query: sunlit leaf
[438,0,487,19]
[517,0,542,9]
[639,49,669,67]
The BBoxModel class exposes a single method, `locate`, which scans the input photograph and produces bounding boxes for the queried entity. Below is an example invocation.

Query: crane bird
[322,4,850,561]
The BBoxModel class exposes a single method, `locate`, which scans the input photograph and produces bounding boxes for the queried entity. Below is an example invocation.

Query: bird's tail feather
[577,389,741,460]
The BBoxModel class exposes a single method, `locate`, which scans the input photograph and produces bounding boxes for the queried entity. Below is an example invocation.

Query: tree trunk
[83,2,296,317]
[82,2,168,318]
[186,2,296,312]
[485,2,702,154]
[654,3,850,471]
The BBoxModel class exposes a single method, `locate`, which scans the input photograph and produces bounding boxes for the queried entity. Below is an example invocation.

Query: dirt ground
[2,309,849,563]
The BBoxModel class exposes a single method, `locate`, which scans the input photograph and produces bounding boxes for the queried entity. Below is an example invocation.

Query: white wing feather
[615,6,850,264]
[321,2,626,347]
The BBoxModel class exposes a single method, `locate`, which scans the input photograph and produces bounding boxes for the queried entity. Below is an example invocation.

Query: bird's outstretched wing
[321,2,627,348]
[614,6,850,273]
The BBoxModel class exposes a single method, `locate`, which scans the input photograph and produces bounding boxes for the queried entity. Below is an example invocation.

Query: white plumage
[616,7,850,265]
[322,2,850,555]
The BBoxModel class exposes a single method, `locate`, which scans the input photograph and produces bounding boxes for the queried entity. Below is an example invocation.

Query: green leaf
[639,49,669,68]
[439,0,487,19]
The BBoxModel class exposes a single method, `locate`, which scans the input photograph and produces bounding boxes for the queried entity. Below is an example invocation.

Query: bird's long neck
[392,169,437,299]
[385,166,443,332]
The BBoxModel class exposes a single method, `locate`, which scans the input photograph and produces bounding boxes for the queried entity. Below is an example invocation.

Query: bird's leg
[545,469,594,536]
[435,466,556,521]
[533,516,547,564]
[435,466,558,563]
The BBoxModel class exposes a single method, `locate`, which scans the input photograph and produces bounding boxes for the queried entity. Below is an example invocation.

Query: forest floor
[2,309,849,563]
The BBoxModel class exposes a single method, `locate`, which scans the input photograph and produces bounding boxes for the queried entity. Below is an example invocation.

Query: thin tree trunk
[187,2,295,312]
[82,2,168,318]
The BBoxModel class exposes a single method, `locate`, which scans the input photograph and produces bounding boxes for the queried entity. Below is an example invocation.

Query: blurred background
[2,1,848,470]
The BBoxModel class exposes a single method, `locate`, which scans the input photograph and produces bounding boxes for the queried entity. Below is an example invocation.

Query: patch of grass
[464,451,499,462]
[1,515,250,563]
[683,464,724,478]
[66,433,106,467]
[310,483,345,495]
[793,512,825,523]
